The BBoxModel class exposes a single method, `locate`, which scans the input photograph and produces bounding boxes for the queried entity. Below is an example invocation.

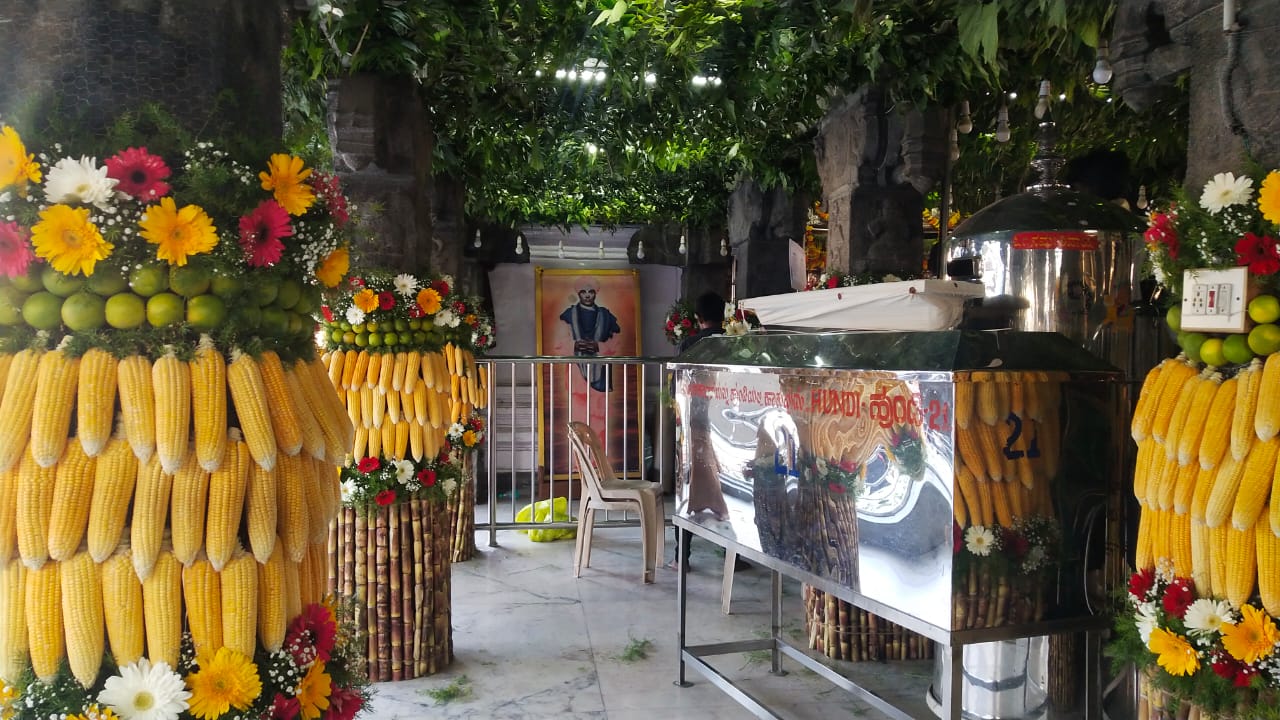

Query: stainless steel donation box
[669,330,1125,720]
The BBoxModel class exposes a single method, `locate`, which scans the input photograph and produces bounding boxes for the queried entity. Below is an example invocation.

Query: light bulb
[636,240,646,260]
[678,232,687,255]
[956,100,973,134]
[1137,185,1148,210]
[472,229,482,248]
[949,127,960,162]
[557,240,565,258]
[720,236,729,256]
[995,105,1011,143]
[1034,80,1050,119]
[1092,41,1113,85]
[514,233,525,255]
[598,240,605,259]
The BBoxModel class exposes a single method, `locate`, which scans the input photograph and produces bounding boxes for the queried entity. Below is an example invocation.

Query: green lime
[1223,334,1256,365]
[366,321,380,333]
[339,322,351,332]
[22,292,64,330]
[260,306,288,336]
[41,266,84,297]
[129,263,169,297]
[1166,305,1182,333]
[412,331,427,345]
[210,273,244,298]
[1249,295,1280,324]
[61,292,106,331]
[409,319,422,331]
[1179,332,1207,364]
[86,269,129,296]
[275,279,302,310]
[0,287,22,325]
[187,294,227,331]
[367,332,383,348]
[252,282,278,307]
[1249,323,1280,356]
[169,265,212,297]
[394,319,409,332]
[342,331,356,345]
[1199,337,1226,367]
[293,285,321,315]
[105,293,146,329]
[146,292,185,327]
[354,332,368,348]
[236,305,262,330]
[9,270,41,293]
[351,323,365,333]
[286,311,307,335]
[383,331,398,347]
[329,328,344,344]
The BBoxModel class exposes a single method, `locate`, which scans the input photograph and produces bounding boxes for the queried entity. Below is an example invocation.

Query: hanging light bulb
[514,233,525,255]
[719,236,729,256]
[636,239,646,260]
[678,231,687,255]
[472,229,482,248]
[1092,40,1114,85]
[949,127,960,162]
[1034,80,1051,119]
[956,100,973,134]
[1137,185,1149,210]
[995,104,1011,143]
[557,239,565,258]
[598,239,605,259]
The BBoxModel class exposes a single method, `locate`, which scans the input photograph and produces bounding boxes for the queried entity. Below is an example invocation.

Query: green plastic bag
[515,497,577,542]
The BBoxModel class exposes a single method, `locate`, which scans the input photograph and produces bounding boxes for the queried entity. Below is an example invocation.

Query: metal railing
[475,355,673,547]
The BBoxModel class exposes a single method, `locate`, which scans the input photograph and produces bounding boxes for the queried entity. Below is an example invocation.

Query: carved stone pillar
[728,179,807,300]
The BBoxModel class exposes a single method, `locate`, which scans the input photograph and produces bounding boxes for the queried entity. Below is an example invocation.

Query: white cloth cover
[739,280,985,331]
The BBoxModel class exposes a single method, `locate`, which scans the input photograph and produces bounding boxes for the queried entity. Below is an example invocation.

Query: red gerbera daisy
[1162,578,1196,619]
[321,305,334,322]
[326,686,365,720]
[104,146,171,201]
[238,199,293,268]
[375,489,397,506]
[357,457,380,473]
[0,221,35,278]
[1235,232,1280,275]
[285,602,339,665]
[417,468,437,487]
[378,291,395,310]
[268,693,301,720]
[309,171,349,226]
[431,279,450,296]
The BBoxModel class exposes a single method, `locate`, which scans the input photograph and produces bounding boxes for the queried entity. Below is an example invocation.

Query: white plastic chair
[567,421,664,583]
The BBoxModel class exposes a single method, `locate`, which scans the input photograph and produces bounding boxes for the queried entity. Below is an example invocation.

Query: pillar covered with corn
[0,122,370,716]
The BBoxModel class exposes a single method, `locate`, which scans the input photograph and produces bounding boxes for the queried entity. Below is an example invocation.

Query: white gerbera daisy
[1200,172,1254,214]
[1135,601,1159,644]
[1183,598,1235,637]
[964,526,995,556]
[44,155,119,209]
[345,306,365,325]
[442,478,459,495]
[98,658,191,720]
[393,273,418,296]
[394,459,414,483]
[434,309,458,327]
[340,479,356,502]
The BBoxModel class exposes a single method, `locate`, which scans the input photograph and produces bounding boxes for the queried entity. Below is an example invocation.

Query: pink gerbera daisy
[0,221,35,278]
[238,199,293,268]
[104,146,171,201]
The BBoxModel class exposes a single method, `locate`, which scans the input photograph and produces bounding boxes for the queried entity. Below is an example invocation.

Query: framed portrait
[534,267,644,479]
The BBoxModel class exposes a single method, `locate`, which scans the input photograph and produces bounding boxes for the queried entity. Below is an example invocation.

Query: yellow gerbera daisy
[185,647,262,719]
[1222,604,1279,664]
[463,430,478,447]
[139,196,219,266]
[315,246,349,287]
[30,204,113,276]
[0,125,42,191]
[259,153,316,216]
[1147,626,1200,676]
[353,288,378,313]
[417,287,442,315]
[296,660,332,720]
[1260,171,1280,225]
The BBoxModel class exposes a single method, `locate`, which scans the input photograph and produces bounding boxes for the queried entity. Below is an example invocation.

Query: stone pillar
[0,0,286,142]
[728,179,807,300]
[431,171,486,294]
[814,88,948,278]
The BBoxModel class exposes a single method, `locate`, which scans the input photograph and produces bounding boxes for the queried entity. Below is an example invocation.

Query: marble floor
[365,511,937,719]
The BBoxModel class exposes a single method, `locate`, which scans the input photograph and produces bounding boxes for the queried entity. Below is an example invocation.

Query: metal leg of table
[769,569,786,676]
[674,527,692,688]
[942,641,963,720]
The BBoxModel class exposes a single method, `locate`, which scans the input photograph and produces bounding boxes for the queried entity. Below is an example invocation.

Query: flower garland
[341,453,462,511]
[446,415,486,455]
[803,270,917,292]
[952,515,1059,577]
[663,300,695,346]
[319,270,494,354]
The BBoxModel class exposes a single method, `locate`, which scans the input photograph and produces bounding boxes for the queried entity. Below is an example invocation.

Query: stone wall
[728,180,809,300]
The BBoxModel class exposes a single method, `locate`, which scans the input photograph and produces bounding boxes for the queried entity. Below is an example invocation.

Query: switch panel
[1180,267,1249,332]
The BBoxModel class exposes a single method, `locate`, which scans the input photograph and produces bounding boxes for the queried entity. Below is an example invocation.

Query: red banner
[1011,230,1099,251]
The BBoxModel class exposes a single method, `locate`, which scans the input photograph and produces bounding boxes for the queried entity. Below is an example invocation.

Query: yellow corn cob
[326,349,344,390]
[227,350,278,472]
[0,559,27,683]
[117,354,157,464]
[61,550,104,688]
[351,350,371,391]
[352,427,368,460]
[246,460,279,564]
[1148,452,1175,511]
[220,548,258,659]
[409,421,424,461]
[1257,351,1280,442]
[345,386,360,429]
[29,347,78,468]
[0,468,14,566]
[377,351,395,393]
[0,354,10,406]
[366,425,382,459]
[301,460,332,544]
[152,350,191,474]
[190,335,228,473]
[1205,451,1248,529]
[1170,512,1192,578]
[142,550,182,669]
[1132,437,1156,505]
[424,426,441,460]
[364,351,381,390]
[1148,509,1167,565]
[1270,457,1280,538]
[1153,358,1196,444]
[1198,376,1238,470]
[1258,516,1280,616]
[369,386,385,429]
[48,442,96,562]
[394,421,410,460]
[283,363,327,463]
[130,456,171,581]
[427,386,444,428]
[340,348,360,391]
[206,439,249,572]
[16,450,55,570]
[956,463,986,527]
[979,424,1005,482]
[168,450,210,566]
[0,349,41,472]
[258,351,304,457]
[356,384,372,429]
[403,351,421,395]
[1177,369,1221,465]
[181,557,222,657]
[1190,519,1210,595]
[385,387,402,425]
[1163,369,1204,464]
[283,555,302,622]
[477,364,489,409]
[454,344,467,380]
[258,542,287,652]
[1171,461,1199,515]
[302,358,355,464]
[412,382,429,426]
[1225,525,1257,608]
[77,348,118,457]
[1232,437,1279,531]
[101,551,144,666]
[1134,508,1152,569]
[450,374,461,405]
[379,422,396,462]
[25,561,62,681]
[953,475,969,527]
[1192,462,1219,524]
[86,436,139,563]
[1131,363,1164,443]
[277,452,309,563]
[990,481,1013,527]
[442,342,456,377]
[1232,358,1264,461]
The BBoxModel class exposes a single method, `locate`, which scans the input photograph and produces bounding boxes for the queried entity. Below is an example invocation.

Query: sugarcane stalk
[389,504,403,680]
[376,507,390,681]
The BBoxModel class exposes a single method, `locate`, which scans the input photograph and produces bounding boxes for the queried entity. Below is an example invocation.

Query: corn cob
[101,550,144,666]
[402,351,421,395]
[220,548,258,658]
[142,550,182,668]
[1148,451,1176,511]
[1257,351,1280,441]
[117,354,157,464]
[282,363,327,462]
[1192,462,1219,524]
[298,543,317,606]
[206,438,249,571]
[367,385,384,429]
[1148,509,1167,565]
[422,351,438,392]
[1134,508,1153,569]
[1190,520,1210,596]
[1132,437,1156,505]
[258,542,287,652]
[227,350,278,472]
[957,463,988,527]
[1225,525,1257,608]
[301,458,332,544]
[394,421,410,460]
[283,554,302,622]
[352,427,368,460]
[1178,370,1221,465]
[351,350,371,391]
[1131,363,1164,443]
[1232,358,1264,461]
[991,481,1014,527]
[1152,357,1196,444]
[190,335,228,473]
[0,468,14,567]
[1258,516,1280,616]
[61,550,103,688]
[169,449,210,566]
[86,435,139,563]
[0,354,10,406]
[1163,369,1204,464]
[16,449,56,570]
[0,559,26,683]
[365,351,383,391]
[427,385,444,428]
[366,424,382,459]
[409,421,424,461]
[1205,452,1248,529]
[258,351,304,457]
[1199,376,1238,470]
[48,442,96,562]
[385,386,402,425]
[1171,461,1199,515]
[338,348,358,391]
[0,349,41,472]
[326,349,344,390]
[277,452,309,563]
[292,360,353,466]
[246,460,279,564]
[26,561,62,681]
[1170,512,1192,578]
[29,347,78,468]
[152,349,191,474]
[412,382,429,426]
[377,351,395,394]
[1232,437,1279,531]
[181,556,222,657]
[130,456,171,581]
[345,387,360,429]
[77,348,119,457]
[953,477,969,526]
